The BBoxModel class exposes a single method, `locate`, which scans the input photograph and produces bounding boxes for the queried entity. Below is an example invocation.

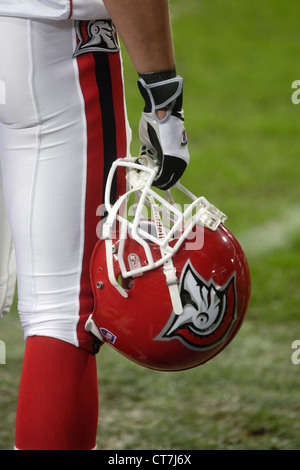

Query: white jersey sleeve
[0,0,110,21]
[72,0,110,20]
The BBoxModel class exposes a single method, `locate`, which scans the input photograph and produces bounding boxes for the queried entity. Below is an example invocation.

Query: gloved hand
[138,66,190,190]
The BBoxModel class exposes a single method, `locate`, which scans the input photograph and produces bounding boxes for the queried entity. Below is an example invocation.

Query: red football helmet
[86,156,251,371]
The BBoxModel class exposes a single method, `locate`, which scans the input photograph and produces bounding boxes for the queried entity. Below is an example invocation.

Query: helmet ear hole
[117,273,134,290]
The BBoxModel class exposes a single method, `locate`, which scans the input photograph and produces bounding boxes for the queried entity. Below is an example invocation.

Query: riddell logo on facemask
[95,202,206,251]
[156,260,237,350]
[0,340,6,364]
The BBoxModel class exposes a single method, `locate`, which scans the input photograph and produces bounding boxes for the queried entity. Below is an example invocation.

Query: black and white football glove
[138,67,190,190]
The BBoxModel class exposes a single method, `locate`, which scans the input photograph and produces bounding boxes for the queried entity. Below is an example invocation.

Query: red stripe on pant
[75,51,105,353]
[75,50,128,353]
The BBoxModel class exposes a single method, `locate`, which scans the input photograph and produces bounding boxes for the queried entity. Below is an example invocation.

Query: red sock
[15,336,98,450]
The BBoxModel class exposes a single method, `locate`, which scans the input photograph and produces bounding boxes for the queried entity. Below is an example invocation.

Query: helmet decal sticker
[100,327,117,345]
[156,260,237,351]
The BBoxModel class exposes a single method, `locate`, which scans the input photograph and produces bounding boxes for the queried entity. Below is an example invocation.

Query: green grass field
[1,0,300,450]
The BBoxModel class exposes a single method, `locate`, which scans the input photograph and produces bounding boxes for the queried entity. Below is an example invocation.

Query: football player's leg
[0,21,99,450]
[0,15,127,449]
[0,16,129,450]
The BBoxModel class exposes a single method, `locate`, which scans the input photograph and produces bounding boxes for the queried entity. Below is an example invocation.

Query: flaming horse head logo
[156,260,237,351]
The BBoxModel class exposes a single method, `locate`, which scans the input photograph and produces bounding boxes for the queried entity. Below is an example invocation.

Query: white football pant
[0,16,130,352]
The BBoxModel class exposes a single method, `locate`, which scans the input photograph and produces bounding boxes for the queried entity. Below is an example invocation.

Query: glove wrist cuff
[138,66,176,84]
[137,73,183,123]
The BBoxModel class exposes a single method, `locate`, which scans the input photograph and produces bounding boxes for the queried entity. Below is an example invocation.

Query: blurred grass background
[1,0,300,450]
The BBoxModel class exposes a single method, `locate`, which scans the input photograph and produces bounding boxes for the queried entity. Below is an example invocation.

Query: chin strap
[162,256,183,316]
[150,195,183,316]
